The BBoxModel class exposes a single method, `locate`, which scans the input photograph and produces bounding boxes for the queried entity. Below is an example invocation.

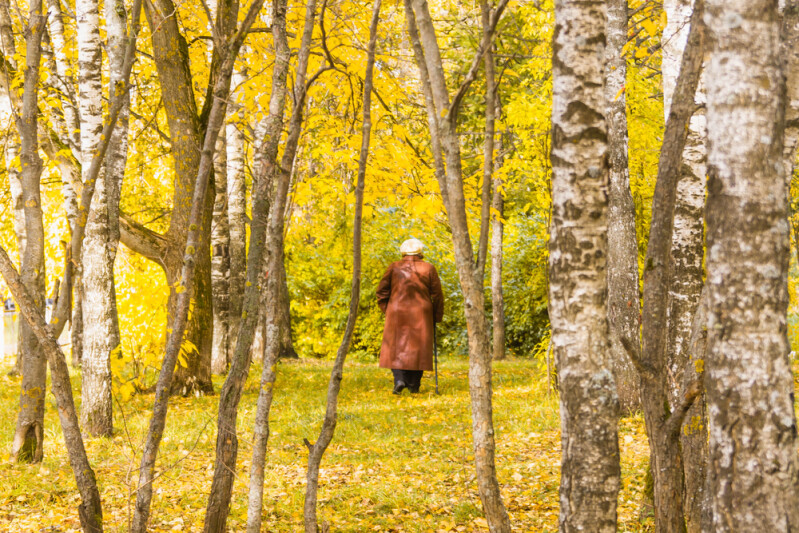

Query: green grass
[0,358,652,532]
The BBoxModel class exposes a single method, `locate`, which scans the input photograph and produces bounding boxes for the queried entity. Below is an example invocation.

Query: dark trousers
[392,369,423,392]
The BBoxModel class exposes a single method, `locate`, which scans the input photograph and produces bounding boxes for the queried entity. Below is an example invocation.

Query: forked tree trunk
[202,5,290,531]
[633,1,705,531]
[406,1,511,530]
[550,1,620,530]
[661,1,708,529]
[605,0,641,414]
[703,1,799,530]
[247,2,316,528]
[302,2,380,530]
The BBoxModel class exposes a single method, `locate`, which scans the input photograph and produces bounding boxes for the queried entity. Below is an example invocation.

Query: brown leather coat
[377,255,445,371]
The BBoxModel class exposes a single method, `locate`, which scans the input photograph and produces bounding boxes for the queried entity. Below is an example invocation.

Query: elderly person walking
[377,238,445,394]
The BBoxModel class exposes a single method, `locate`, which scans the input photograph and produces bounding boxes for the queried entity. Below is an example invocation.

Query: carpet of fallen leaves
[0,357,653,532]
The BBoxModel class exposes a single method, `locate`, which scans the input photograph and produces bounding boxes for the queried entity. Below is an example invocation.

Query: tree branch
[447,0,509,126]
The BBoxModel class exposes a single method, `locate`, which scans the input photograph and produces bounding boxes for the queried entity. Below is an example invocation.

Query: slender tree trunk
[661,1,708,529]
[10,0,48,465]
[203,4,290,530]
[407,2,511,530]
[0,0,24,376]
[490,126,505,361]
[0,251,104,533]
[247,2,316,528]
[226,59,248,365]
[605,0,641,414]
[130,2,264,527]
[274,258,298,358]
[211,126,231,375]
[302,3,380,531]
[550,1,620,530]
[44,0,82,371]
[703,1,799,530]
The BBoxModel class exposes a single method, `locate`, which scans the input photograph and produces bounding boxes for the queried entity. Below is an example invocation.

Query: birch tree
[211,124,230,375]
[80,0,132,437]
[703,0,799,529]
[550,1,620,529]
[604,0,641,413]
[10,0,48,463]
[247,2,319,527]
[405,1,511,529]
[202,4,291,530]
[302,2,380,530]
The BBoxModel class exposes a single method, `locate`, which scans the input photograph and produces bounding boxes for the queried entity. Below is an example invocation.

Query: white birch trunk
[551,1,620,530]
[79,0,116,437]
[211,126,231,374]
[704,1,799,530]
[226,59,248,364]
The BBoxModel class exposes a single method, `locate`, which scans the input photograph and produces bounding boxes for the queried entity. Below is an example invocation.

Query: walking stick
[434,324,439,394]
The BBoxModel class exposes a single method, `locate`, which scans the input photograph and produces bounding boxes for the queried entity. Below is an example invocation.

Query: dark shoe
[408,387,420,394]
[393,381,407,395]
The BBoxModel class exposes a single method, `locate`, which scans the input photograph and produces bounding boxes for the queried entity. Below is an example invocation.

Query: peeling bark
[704,1,799,530]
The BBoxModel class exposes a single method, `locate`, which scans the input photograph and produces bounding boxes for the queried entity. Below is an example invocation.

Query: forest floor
[0,357,652,532]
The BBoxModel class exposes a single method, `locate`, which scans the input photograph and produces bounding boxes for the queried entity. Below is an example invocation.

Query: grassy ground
[0,358,652,532]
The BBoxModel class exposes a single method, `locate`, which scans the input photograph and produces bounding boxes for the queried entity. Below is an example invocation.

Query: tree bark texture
[634,1,704,531]
[130,1,265,527]
[247,2,316,528]
[604,0,641,414]
[703,1,799,530]
[550,1,620,531]
[202,3,290,531]
[226,59,248,365]
[119,0,218,396]
[661,1,708,530]
[302,2,380,531]
[407,2,511,531]
[11,0,48,463]
[74,0,105,371]
[490,126,505,361]
[211,126,231,375]
[783,1,799,176]
[45,0,82,371]
[80,0,130,438]
[684,288,710,531]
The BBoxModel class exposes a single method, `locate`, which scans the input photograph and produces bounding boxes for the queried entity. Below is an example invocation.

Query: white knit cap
[400,238,424,256]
